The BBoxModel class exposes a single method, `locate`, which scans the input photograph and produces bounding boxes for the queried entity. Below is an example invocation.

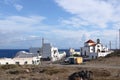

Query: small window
[54,50,57,54]
[92,56,94,59]
[6,62,9,65]
[37,51,40,53]
[37,60,39,62]
[97,45,100,47]
[91,49,93,51]
[16,62,19,65]
[24,61,28,64]
[32,60,34,64]
[85,51,86,56]
[39,53,42,56]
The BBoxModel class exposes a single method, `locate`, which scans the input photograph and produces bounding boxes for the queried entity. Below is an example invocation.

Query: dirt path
[49,64,120,69]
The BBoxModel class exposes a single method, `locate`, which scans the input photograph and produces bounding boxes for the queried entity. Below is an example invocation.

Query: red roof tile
[85,39,95,43]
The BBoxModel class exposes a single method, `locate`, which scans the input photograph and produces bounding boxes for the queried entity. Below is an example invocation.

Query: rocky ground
[0,50,120,80]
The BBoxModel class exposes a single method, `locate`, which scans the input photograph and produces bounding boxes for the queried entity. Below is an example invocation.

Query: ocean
[0,49,80,58]
[0,49,29,58]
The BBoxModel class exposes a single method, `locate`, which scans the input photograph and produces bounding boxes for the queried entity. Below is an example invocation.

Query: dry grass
[0,54,120,80]
[0,64,119,80]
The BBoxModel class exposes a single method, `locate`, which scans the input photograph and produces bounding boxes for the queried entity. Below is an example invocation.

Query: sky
[0,0,120,49]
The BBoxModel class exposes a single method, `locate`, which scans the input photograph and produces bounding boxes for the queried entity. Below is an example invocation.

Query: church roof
[85,39,95,43]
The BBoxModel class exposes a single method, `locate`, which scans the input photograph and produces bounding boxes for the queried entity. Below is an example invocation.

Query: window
[54,50,57,54]
[37,60,39,62]
[92,56,94,59]
[16,62,19,65]
[91,49,93,51]
[85,51,86,56]
[37,51,40,53]
[6,62,9,65]
[97,49,100,52]
[24,61,28,64]
[97,45,100,47]
[32,60,34,64]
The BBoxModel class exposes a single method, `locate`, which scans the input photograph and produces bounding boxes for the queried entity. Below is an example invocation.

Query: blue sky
[0,0,119,49]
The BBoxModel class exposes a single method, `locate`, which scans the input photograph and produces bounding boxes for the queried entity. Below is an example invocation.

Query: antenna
[42,38,44,47]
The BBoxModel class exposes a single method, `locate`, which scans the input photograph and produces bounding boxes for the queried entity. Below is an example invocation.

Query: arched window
[97,49,100,52]
[24,61,28,64]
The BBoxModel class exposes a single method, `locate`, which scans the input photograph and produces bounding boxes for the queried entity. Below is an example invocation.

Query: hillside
[0,50,119,80]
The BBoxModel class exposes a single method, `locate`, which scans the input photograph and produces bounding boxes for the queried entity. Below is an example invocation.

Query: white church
[80,39,113,59]
[29,39,66,62]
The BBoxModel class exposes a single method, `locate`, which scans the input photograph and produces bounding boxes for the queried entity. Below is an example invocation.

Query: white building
[80,39,112,59]
[0,39,66,64]
[0,51,41,65]
[69,48,80,56]
[30,43,66,62]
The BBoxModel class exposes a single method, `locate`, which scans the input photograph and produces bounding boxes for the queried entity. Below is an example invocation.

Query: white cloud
[14,4,23,11]
[2,0,23,11]
[0,15,47,48]
[46,28,117,48]
[55,0,120,29]
[0,15,45,31]
[0,15,118,49]
[61,17,89,28]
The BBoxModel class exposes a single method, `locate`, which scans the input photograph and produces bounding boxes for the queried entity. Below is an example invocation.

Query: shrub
[0,64,18,70]
[7,69,19,74]
[39,67,68,75]
[93,69,111,77]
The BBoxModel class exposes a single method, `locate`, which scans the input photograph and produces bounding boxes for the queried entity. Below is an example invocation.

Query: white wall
[98,51,113,57]
[0,58,15,65]
[0,56,41,65]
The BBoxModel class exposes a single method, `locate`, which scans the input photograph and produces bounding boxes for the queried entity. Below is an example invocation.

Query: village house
[80,39,112,59]
[0,51,41,65]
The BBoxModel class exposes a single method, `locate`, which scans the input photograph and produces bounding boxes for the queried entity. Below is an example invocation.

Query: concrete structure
[80,39,113,59]
[30,43,66,62]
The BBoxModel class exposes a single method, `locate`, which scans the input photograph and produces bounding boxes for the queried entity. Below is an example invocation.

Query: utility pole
[40,37,44,65]
[116,32,117,49]
[119,29,120,50]
[109,41,111,50]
